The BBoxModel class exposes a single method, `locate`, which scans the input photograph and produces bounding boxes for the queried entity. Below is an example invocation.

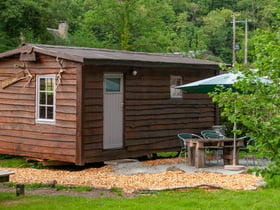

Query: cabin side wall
[83,65,217,163]
[125,67,216,155]
[0,54,79,163]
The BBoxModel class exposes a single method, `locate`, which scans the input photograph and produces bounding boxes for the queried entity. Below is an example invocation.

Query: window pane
[105,78,120,92]
[47,107,53,119]
[40,92,46,104]
[40,78,46,90]
[170,76,182,98]
[47,92,53,105]
[47,78,54,91]
[39,106,46,118]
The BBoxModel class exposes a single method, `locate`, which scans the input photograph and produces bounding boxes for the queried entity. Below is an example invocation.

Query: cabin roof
[0,43,221,68]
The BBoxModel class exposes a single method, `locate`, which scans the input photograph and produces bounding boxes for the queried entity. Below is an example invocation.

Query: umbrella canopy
[175,72,242,93]
[176,72,270,93]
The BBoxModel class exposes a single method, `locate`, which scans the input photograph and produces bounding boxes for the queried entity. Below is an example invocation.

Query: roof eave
[83,58,221,69]
[0,45,85,63]
[32,46,84,63]
[0,48,21,59]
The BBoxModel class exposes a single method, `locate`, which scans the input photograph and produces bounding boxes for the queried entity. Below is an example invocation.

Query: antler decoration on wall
[14,62,33,88]
[55,57,64,89]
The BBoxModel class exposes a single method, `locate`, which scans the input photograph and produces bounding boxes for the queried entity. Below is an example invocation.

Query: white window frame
[35,74,56,124]
[170,75,183,98]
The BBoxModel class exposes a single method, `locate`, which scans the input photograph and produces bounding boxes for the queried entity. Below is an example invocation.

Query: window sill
[35,120,56,125]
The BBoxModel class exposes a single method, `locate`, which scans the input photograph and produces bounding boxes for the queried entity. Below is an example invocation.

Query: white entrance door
[103,73,123,149]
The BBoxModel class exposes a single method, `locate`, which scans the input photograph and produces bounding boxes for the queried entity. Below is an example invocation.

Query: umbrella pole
[224,103,245,171]
[233,121,237,166]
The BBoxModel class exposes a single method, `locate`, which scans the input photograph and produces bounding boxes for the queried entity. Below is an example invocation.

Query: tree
[171,12,208,54]
[236,0,279,30]
[0,0,81,51]
[210,26,280,183]
[72,0,176,52]
[0,0,279,62]
[0,0,50,45]
[202,8,233,63]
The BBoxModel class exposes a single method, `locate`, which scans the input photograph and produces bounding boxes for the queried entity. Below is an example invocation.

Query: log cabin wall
[82,64,217,163]
[82,65,104,163]
[82,65,133,163]
[0,54,79,163]
[124,67,216,156]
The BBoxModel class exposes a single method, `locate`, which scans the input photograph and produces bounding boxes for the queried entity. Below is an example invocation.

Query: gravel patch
[0,158,266,194]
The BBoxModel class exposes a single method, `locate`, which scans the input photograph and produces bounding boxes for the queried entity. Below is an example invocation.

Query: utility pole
[232,14,236,65]
[232,15,250,65]
[244,18,248,65]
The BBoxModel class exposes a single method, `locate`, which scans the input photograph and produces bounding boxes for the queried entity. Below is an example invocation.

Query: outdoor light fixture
[132,70,138,76]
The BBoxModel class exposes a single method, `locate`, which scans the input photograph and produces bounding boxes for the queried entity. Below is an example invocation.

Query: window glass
[105,78,121,92]
[47,92,53,105]
[40,78,45,90]
[47,107,54,119]
[40,92,46,104]
[39,106,46,119]
[170,75,183,98]
[47,78,54,91]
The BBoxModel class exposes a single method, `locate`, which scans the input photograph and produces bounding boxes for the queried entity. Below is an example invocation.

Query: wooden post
[16,184,25,196]
[195,142,205,168]
[188,146,195,166]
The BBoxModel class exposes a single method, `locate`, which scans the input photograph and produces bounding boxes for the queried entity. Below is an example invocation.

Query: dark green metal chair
[239,137,255,166]
[201,130,224,163]
[201,130,225,139]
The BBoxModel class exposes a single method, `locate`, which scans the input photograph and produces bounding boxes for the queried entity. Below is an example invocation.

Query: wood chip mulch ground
[0,158,263,194]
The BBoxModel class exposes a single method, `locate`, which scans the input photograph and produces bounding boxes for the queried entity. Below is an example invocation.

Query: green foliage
[1,0,280,62]
[210,25,280,181]
[0,0,48,40]
[78,0,176,52]
[203,8,233,63]
[264,175,280,188]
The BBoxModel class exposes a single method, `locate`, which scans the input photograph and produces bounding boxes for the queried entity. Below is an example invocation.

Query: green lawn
[0,188,279,210]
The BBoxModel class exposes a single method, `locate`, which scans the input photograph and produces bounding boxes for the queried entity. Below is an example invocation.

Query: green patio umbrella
[176,72,271,169]
[176,72,242,93]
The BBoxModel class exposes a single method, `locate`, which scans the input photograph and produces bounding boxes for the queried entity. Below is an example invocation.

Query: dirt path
[0,184,136,198]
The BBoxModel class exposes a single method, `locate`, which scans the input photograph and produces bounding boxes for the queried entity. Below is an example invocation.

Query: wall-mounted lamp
[132,70,138,76]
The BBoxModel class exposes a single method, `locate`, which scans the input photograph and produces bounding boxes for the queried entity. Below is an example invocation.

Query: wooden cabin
[0,44,221,165]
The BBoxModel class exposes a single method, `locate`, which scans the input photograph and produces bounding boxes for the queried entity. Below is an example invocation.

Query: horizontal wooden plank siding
[0,54,78,163]
[124,67,216,155]
[82,66,104,163]
[83,65,218,163]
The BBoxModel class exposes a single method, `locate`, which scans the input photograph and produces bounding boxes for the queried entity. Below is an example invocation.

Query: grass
[110,187,122,196]
[0,188,279,209]
[157,152,178,158]
[0,157,29,168]
[0,156,45,169]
